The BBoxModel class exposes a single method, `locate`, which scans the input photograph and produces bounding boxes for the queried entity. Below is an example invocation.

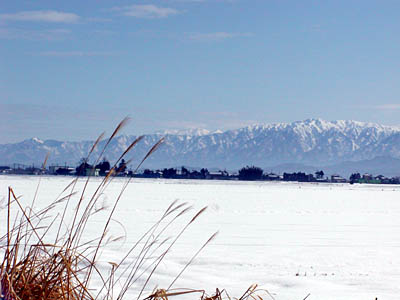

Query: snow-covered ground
[1,175,399,300]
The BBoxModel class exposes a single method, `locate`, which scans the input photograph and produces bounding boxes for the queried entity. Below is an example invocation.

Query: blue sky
[1,0,400,143]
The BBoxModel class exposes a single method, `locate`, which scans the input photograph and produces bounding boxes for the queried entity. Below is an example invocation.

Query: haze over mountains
[2,119,400,176]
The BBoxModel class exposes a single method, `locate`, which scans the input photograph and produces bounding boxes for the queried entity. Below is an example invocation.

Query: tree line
[6,158,400,184]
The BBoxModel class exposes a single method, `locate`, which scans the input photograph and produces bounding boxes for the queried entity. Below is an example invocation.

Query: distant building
[283,172,314,182]
[85,168,100,177]
[0,166,11,174]
[375,175,391,184]
[264,173,280,181]
[315,177,329,183]
[207,170,230,180]
[359,173,380,184]
[362,173,373,181]
[134,169,162,178]
[49,165,74,175]
[331,175,347,183]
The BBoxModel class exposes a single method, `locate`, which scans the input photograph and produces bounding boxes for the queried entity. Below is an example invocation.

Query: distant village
[1,159,400,185]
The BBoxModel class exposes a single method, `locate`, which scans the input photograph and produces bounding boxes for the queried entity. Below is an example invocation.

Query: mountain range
[2,119,400,177]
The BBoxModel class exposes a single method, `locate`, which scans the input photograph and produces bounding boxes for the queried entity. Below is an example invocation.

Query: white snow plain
[1,175,399,300]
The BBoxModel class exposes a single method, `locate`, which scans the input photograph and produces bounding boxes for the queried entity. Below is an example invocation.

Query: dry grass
[0,119,271,300]
[145,284,277,300]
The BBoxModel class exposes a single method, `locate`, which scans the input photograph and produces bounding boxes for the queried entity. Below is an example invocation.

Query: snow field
[1,176,399,300]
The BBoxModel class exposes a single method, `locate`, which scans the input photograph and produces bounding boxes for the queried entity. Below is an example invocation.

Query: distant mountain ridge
[1,119,400,176]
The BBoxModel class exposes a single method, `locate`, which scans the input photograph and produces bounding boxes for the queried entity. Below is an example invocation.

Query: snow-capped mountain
[1,119,400,174]
[154,128,211,136]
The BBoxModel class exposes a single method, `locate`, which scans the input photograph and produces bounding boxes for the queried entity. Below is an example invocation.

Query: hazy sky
[1,0,400,143]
